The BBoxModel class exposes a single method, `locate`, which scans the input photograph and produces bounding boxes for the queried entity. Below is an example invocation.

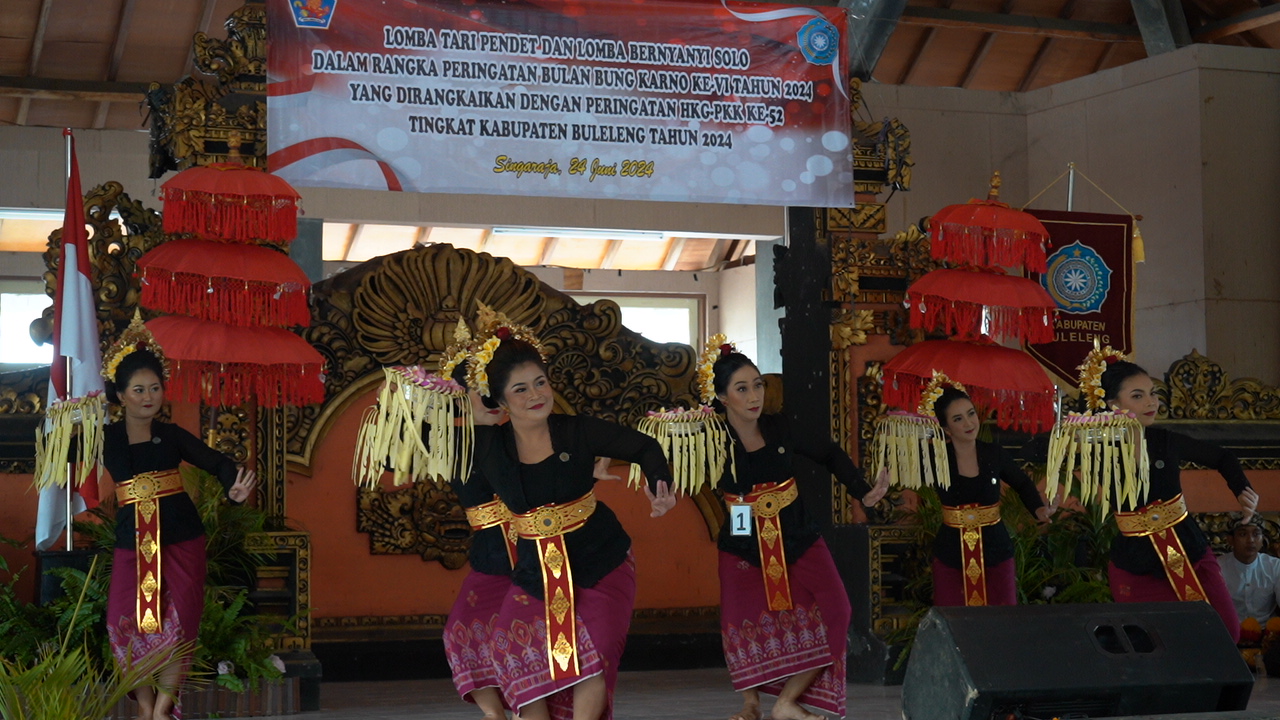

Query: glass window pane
[0,293,52,364]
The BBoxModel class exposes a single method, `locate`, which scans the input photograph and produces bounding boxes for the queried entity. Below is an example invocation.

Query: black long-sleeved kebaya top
[472,414,673,599]
[103,420,238,550]
[932,441,1044,570]
[717,413,872,567]
[1111,426,1251,577]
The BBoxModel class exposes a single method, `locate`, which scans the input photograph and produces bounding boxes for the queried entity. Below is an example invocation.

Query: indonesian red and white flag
[35,129,104,551]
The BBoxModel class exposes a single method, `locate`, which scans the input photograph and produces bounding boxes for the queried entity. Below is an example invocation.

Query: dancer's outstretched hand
[1239,487,1260,524]
[645,480,676,518]
[862,465,891,507]
[228,467,257,503]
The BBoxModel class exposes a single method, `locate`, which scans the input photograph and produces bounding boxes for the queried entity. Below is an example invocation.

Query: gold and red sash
[115,469,186,634]
[941,503,1002,607]
[510,492,598,681]
[465,495,518,569]
[726,478,799,612]
[1115,494,1206,602]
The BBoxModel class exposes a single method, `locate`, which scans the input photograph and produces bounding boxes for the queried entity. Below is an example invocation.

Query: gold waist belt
[1115,494,1204,603]
[511,492,597,539]
[941,502,1002,529]
[1115,494,1188,537]
[511,492,597,682]
[726,478,799,611]
[116,469,184,635]
[941,502,1001,607]
[466,496,515,531]
[115,469,185,505]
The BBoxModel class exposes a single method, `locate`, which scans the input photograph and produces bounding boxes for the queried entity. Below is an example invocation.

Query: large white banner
[267,0,853,207]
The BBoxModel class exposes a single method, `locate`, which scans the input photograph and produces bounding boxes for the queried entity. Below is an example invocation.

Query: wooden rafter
[16,0,54,126]
[900,28,938,85]
[661,237,686,272]
[960,0,1019,88]
[95,0,141,129]
[898,6,1143,42]
[0,77,152,103]
[1017,0,1079,91]
[1193,3,1280,40]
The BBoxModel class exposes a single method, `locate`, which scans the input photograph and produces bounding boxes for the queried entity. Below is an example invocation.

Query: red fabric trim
[267,138,404,191]
[883,370,1055,434]
[164,359,325,408]
[908,293,1054,344]
[930,224,1049,273]
[160,188,299,244]
[140,267,310,328]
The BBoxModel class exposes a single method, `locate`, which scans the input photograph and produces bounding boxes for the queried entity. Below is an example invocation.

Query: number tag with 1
[730,504,753,536]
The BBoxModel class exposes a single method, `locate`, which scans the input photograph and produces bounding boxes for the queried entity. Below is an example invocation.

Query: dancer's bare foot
[729,699,761,720]
[768,698,822,720]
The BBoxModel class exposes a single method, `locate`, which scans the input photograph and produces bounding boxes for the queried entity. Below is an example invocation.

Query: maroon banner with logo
[1025,209,1135,385]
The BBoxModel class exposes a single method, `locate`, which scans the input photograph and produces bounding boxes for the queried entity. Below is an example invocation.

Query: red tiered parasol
[882,340,1056,433]
[160,163,301,244]
[928,173,1050,273]
[138,239,311,327]
[147,315,325,408]
[906,268,1056,344]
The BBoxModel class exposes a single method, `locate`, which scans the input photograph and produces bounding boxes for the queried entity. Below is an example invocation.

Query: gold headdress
[353,319,477,488]
[102,310,170,385]
[1045,340,1149,514]
[466,302,547,399]
[869,370,963,490]
[629,334,735,495]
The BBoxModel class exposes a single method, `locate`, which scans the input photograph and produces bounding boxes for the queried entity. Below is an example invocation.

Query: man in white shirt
[1218,519,1280,624]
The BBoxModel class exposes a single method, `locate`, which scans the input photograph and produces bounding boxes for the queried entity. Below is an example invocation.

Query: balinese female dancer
[102,315,256,720]
[468,324,676,720]
[1100,359,1256,641]
[711,343,888,720]
[930,385,1053,606]
[441,354,519,720]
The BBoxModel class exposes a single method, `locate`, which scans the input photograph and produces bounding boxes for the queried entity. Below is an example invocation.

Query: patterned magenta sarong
[491,554,635,719]
[443,569,513,702]
[719,538,850,717]
[1109,553,1240,642]
[107,535,206,715]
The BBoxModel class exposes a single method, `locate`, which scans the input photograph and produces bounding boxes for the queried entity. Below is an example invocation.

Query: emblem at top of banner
[290,0,337,29]
[1041,241,1112,314]
[797,17,839,66]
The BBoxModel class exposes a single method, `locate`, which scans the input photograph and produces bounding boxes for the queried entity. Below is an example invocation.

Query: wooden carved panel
[356,482,471,570]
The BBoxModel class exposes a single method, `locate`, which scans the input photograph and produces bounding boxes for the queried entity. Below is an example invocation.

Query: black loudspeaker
[903,602,1254,720]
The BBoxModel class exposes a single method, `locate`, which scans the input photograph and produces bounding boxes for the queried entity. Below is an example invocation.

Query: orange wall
[287,387,722,620]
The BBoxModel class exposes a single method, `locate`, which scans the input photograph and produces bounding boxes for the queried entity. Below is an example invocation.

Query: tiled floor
[254,667,1280,720]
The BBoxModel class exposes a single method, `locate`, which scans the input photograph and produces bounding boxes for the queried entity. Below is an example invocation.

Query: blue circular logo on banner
[797,17,839,66]
[1042,241,1112,314]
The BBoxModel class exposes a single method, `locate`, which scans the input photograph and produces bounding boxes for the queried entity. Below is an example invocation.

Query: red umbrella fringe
[161,188,299,244]
[908,294,1054,344]
[165,359,325,408]
[141,269,310,328]
[931,224,1048,273]
[883,371,1056,434]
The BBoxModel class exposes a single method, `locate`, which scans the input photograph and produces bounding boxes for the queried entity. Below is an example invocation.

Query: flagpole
[64,128,74,552]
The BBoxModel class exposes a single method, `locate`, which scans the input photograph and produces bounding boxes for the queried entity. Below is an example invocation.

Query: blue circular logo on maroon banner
[1042,241,1112,314]
[797,17,839,66]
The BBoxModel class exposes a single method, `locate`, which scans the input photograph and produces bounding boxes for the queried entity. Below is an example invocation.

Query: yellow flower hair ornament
[101,310,170,385]
[1045,339,1149,515]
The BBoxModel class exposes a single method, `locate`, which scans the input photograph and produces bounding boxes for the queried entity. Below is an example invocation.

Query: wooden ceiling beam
[959,0,1017,88]
[0,76,152,103]
[1193,3,1280,40]
[1017,0,1078,92]
[16,0,54,126]
[899,28,938,85]
[96,0,141,129]
[661,237,686,272]
[898,6,1143,42]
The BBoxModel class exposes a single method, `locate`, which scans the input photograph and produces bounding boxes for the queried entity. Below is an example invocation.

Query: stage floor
[258,667,1280,719]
